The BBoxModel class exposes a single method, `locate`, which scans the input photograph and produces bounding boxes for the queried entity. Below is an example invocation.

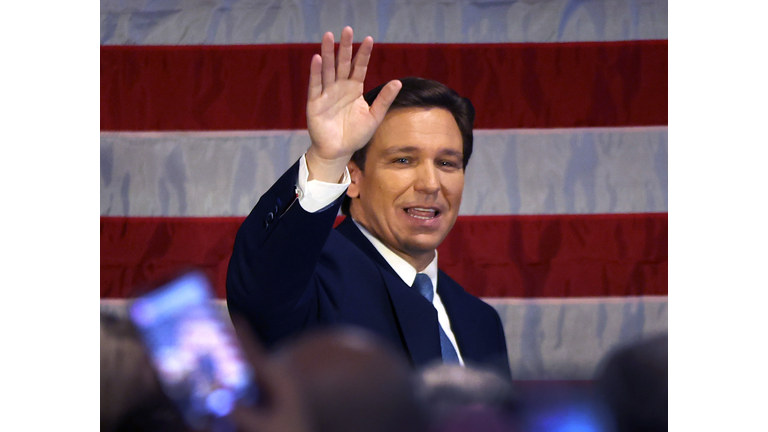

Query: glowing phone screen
[129,271,258,430]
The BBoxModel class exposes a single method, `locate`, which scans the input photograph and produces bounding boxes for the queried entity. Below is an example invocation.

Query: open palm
[305,27,401,181]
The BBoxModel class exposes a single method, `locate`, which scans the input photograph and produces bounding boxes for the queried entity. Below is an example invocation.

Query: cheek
[363,179,397,214]
[443,177,465,204]
[377,173,412,204]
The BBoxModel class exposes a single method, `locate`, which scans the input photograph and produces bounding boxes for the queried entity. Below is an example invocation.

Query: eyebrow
[382,146,420,156]
[439,149,464,159]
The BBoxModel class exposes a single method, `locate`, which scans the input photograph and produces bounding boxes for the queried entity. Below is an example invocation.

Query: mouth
[404,207,440,220]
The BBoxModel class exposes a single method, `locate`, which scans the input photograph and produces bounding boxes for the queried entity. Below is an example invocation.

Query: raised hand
[305,26,402,182]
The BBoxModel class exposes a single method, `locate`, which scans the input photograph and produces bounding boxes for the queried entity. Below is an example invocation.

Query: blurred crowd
[101,312,667,432]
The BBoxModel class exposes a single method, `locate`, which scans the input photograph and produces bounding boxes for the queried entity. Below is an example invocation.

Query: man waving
[227,27,511,378]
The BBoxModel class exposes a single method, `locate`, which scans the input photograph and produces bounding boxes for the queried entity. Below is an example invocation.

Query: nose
[414,162,440,194]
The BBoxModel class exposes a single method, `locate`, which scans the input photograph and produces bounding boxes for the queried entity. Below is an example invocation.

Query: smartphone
[129,271,259,431]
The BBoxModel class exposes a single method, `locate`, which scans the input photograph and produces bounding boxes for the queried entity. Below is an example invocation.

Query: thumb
[368,79,402,124]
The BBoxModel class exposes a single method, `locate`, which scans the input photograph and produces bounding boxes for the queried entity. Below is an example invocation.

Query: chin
[403,237,444,255]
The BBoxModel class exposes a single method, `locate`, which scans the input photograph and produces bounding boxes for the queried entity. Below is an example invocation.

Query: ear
[346,160,363,199]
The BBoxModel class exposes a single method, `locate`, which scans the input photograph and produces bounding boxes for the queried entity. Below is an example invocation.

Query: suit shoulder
[437,270,499,314]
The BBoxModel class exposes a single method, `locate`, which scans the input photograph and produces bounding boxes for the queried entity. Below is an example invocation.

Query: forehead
[368,107,463,154]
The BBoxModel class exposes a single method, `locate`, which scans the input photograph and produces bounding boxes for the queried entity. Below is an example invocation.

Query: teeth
[406,208,437,219]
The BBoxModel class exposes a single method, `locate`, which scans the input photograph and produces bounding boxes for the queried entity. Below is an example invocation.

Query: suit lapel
[437,271,484,364]
[336,218,442,365]
[336,217,398,276]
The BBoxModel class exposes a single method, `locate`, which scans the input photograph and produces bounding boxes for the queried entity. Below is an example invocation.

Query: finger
[349,35,373,83]
[231,314,281,411]
[307,54,323,101]
[321,31,336,89]
[336,26,354,80]
[231,361,310,432]
[230,314,268,371]
[369,79,402,123]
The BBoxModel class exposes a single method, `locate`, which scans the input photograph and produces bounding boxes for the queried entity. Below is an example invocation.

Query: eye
[438,159,460,170]
[392,157,410,164]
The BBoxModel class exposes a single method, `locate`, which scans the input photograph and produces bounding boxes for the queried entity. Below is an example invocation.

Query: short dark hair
[341,77,475,216]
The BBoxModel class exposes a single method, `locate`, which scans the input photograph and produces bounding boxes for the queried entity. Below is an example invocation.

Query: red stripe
[439,213,667,298]
[101,213,667,299]
[101,41,667,131]
[100,217,242,299]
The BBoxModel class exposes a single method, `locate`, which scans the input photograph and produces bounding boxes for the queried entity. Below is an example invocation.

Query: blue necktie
[412,273,460,364]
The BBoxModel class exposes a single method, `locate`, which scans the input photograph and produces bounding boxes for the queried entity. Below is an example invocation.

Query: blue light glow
[528,404,607,432]
[206,389,235,417]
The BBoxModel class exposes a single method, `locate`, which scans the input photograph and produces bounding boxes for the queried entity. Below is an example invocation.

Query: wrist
[305,147,351,183]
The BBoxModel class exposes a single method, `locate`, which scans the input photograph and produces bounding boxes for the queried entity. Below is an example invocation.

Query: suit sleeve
[226,159,343,345]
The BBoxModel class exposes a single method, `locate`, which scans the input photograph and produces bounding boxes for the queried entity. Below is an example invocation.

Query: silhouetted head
[274,327,427,432]
[596,333,668,432]
[415,362,520,431]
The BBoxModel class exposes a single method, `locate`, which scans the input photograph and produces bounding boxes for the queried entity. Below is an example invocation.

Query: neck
[349,214,436,273]
[396,248,434,273]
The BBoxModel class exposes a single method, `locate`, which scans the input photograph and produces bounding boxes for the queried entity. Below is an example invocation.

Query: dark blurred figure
[595,333,668,432]
[100,313,190,432]
[102,311,313,432]
[271,326,428,432]
[415,363,521,432]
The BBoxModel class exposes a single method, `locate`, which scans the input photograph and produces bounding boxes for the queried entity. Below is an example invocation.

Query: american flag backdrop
[100,0,668,380]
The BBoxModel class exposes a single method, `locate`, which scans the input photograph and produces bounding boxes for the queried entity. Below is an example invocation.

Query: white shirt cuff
[296,154,351,213]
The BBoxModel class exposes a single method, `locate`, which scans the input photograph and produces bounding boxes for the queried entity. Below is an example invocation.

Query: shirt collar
[352,220,439,292]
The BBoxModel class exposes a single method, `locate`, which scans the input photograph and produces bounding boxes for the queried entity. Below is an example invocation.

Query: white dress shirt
[295,154,465,363]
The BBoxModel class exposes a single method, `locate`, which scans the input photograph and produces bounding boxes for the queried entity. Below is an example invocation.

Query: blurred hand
[305,26,402,182]
[230,316,313,432]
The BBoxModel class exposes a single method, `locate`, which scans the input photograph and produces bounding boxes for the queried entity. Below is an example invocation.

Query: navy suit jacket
[226,159,511,379]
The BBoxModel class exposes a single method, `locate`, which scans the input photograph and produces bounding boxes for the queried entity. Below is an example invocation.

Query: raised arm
[227,28,400,344]
[305,26,402,183]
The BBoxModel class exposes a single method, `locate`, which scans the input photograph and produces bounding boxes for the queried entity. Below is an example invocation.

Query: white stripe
[475,126,669,136]
[488,295,667,380]
[101,295,668,380]
[101,127,668,217]
[100,0,668,45]
[483,295,668,306]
